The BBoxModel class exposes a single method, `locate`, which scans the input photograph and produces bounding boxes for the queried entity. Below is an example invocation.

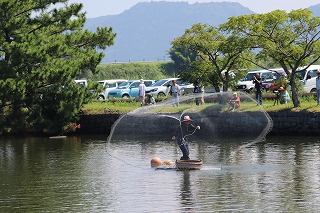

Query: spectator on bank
[278,87,291,104]
[170,80,180,107]
[193,83,204,106]
[138,79,146,106]
[228,92,241,111]
[253,73,263,105]
[146,93,156,105]
[316,70,320,105]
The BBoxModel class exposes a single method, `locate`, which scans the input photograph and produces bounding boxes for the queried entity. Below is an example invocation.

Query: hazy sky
[68,0,320,18]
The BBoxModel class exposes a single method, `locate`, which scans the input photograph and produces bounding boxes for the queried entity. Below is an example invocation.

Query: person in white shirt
[316,70,320,105]
[138,79,146,106]
[170,79,180,107]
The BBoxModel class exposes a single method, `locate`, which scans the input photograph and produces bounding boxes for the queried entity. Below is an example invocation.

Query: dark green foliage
[168,46,197,72]
[222,9,320,107]
[159,62,177,77]
[179,61,216,87]
[91,62,175,81]
[0,0,116,135]
[171,23,254,92]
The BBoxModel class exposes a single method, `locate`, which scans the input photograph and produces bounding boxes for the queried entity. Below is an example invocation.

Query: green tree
[0,0,116,135]
[171,23,253,92]
[179,61,215,89]
[168,45,197,72]
[221,9,320,107]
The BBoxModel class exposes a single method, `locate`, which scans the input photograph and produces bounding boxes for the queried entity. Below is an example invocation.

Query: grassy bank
[82,93,320,115]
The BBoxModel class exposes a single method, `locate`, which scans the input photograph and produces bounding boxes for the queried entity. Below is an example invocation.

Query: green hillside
[91,62,177,81]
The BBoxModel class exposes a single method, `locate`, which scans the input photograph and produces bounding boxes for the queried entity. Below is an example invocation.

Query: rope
[104,142,148,170]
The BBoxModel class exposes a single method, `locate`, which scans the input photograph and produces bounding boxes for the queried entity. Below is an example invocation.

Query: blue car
[108,80,155,99]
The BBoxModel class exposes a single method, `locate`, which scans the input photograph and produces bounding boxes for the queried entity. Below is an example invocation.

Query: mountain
[309,4,320,16]
[84,1,255,63]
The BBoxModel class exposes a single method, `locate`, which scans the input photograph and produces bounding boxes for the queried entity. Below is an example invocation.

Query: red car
[261,69,287,92]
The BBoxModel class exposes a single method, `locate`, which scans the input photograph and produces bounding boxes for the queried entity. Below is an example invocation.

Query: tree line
[169,9,320,108]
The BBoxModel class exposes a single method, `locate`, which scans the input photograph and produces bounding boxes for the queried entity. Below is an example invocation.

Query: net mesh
[107,92,273,145]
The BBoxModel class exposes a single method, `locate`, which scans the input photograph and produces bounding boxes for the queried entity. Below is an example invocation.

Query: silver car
[146,78,194,98]
[97,79,127,101]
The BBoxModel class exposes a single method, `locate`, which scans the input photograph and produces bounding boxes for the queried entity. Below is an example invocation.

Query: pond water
[0,135,320,212]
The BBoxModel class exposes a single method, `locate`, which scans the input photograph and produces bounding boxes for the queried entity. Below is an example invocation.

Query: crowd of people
[137,69,320,109]
[253,72,293,106]
[138,79,182,107]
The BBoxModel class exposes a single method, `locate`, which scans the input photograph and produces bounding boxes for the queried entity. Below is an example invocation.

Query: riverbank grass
[82,95,320,115]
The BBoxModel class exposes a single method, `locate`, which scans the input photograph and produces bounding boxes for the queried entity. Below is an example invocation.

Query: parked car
[74,79,88,87]
[296,65,320,93]
[264,65,320,93]
[235,70,272,93]
[145,78,194,98]
[97,79,127,101]
[179,79,195,95]
[261,68,287,92]
[108,80,155,99]
[145,78,176,98]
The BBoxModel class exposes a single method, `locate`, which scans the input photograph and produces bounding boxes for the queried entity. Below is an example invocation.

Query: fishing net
[107,91,273,145]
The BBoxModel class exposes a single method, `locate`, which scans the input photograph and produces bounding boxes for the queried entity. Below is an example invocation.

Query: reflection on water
[0,135,320,212]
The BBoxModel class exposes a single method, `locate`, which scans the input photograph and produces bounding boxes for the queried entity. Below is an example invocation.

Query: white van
[235,70,272,92]
[296,65,320,93]
[74,79,88,87]
[97,79,127,101]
